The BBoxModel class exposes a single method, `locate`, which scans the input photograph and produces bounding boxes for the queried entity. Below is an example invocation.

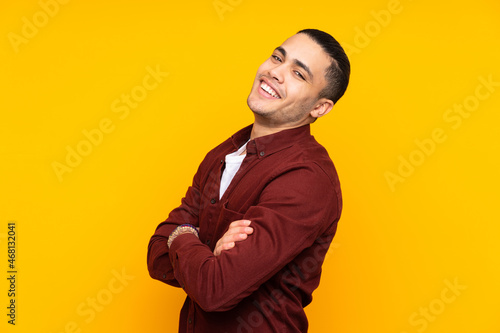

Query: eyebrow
[275,46,314,80]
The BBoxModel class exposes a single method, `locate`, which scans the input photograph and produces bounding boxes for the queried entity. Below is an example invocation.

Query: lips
[259,79,281,99]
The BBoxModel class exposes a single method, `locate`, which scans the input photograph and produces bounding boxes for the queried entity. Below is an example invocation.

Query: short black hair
[297,29,350,104]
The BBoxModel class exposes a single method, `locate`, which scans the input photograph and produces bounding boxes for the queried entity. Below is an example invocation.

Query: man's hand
[213,220,253,256]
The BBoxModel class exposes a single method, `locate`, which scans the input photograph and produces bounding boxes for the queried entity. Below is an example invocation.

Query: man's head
[247,29,350,127]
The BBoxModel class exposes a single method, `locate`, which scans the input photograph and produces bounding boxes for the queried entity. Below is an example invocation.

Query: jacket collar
[231,124,311,158]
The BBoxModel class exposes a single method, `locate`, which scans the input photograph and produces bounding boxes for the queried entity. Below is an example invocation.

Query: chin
[246,93,259,112]
[247,96,268,116]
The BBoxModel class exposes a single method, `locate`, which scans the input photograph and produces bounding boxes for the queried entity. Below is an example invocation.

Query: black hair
[297,29,350,104]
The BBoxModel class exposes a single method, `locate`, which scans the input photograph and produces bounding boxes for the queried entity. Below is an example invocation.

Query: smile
[260,81,281,99]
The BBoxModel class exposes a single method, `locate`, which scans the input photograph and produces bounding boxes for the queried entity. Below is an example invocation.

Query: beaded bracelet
[167,224,199,248]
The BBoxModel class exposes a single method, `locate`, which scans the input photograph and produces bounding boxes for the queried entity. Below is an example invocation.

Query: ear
[310,98,334,119]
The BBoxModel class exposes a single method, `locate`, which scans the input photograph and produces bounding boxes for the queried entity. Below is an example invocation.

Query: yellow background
[1,0,499,332]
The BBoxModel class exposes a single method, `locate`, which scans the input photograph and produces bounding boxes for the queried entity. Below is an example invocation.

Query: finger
[217,231,251,246]
[217,232,248,246]
[213,241,234,256]
[223,242,235,250]
[225,226,254,237]
[213,231,247,255]
[229,219,251,229]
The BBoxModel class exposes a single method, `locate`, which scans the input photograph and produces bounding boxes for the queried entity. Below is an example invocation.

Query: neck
[250,114,311,140]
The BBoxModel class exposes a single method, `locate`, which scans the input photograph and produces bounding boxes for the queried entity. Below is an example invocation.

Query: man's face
[247,33,332,126]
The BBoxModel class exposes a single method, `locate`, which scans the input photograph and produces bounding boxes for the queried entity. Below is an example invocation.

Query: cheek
[287,85,319,110]
[286,81,309,100]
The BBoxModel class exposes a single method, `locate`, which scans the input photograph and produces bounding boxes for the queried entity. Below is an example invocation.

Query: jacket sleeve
[167,162,341,312]
[147,166,203,287]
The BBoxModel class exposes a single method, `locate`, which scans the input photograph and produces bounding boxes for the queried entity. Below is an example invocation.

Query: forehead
[278,33,332,80]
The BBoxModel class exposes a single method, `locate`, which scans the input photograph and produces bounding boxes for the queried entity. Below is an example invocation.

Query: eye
[271,54,282,62]
[294,70,305,80]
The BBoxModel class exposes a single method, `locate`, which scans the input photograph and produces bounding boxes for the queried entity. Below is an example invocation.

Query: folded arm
[167,163,340,312]
[147,176,202,287]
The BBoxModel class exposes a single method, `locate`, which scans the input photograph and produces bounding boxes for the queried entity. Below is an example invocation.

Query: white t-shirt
[219,141,249,199]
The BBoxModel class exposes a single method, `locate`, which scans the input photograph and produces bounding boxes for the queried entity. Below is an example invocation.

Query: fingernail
[243,220,251,225]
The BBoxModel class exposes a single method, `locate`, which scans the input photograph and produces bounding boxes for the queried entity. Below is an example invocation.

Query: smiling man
[147,29,350,332]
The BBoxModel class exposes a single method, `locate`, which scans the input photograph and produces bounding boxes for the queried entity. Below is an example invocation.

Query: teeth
[260,82,280,98]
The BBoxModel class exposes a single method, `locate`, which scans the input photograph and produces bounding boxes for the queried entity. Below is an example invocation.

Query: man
[147,28,350,332]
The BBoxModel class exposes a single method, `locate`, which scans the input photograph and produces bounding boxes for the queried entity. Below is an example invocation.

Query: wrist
[167,224,199,248]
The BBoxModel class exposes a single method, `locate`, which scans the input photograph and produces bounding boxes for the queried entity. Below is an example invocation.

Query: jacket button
[210,198,216,204]
[260,151,265,156]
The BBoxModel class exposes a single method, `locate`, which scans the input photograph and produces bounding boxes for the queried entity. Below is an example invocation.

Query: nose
[268,64,284,84]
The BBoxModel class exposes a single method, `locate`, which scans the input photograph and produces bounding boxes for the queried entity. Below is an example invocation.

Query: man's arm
[147,170,203,287]
[168,162,341,312]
